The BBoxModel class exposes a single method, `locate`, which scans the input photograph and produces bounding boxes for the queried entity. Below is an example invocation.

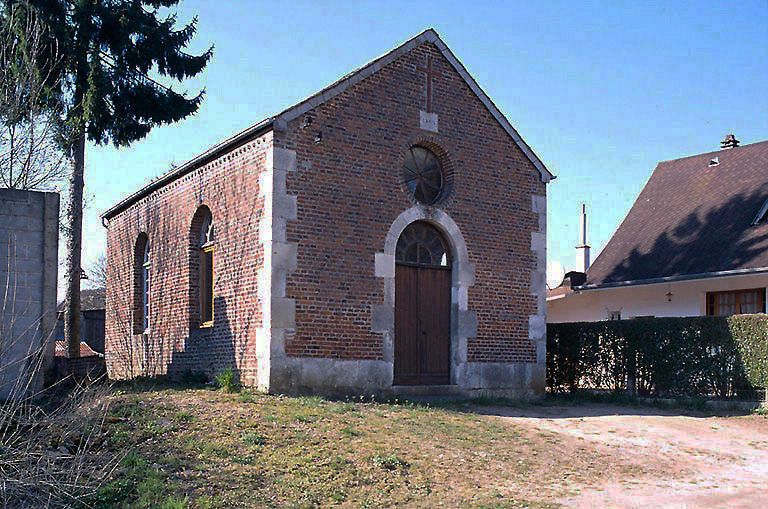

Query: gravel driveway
[482,403,768,508]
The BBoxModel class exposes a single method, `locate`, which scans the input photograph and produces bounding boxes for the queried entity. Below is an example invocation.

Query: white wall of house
[548,272,768,323]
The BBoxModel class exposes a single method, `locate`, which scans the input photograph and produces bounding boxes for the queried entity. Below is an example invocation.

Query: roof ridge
[272,28,437,126]
[587,139,768,287]
[103,28,553,220]
[657,139,768,164]
[271,27,553,180]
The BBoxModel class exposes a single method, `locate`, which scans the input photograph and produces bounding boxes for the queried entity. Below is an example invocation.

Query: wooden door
[394,264,451,385]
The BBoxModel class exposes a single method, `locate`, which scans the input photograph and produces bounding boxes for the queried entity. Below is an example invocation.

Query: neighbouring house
[55,287,106,354]
[53,287,107,380]
[549,135,768,323]
[53,338,106,380]
[55,340,101,358]
[101,29,553,398]
[0,189,59,400]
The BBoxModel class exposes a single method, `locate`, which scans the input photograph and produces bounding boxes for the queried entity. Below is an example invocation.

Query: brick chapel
[102,29,553,398]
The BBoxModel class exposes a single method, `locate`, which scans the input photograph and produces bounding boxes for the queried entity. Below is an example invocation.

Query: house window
[395,221,451,268]
[133,233,149,334]
[403,146,445,205]
[142,242,150,331]
[199,212,215,327]
[751,198,768,225]
[707,288,766,316]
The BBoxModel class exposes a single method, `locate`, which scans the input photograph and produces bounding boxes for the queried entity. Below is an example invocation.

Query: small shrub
[194,495,225,509]
[196,442,231,459]
[331,401,357,414]
[158,497,189,509]
[242,432,266,446]
[329,455,351,471]
[215,368,240,393]
[89,451,175,508]
[330,490,347,503]
[372,453,409,471]
[297,395,325,407]
[340,426,360,437]
[173,410,195,423]
[142,419,171,437]
[231,455,255,465]
[136,476,167,507]
[237,390,259,403]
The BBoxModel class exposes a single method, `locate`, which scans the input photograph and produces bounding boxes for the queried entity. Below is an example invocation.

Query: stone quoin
[101,29,553,398]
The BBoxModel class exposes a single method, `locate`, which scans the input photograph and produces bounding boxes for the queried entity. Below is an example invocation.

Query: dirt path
[483,404,768,508]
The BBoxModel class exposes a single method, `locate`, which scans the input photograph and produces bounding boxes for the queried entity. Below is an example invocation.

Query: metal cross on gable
[417,55,440,113]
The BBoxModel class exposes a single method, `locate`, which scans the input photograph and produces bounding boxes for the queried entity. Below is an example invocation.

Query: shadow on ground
[104,375,761,419]
[391,394,760,419]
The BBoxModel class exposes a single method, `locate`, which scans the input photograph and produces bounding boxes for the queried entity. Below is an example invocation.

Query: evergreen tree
[22,0,212,357]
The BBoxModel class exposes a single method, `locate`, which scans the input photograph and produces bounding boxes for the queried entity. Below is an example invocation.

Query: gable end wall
[268,41,546,396]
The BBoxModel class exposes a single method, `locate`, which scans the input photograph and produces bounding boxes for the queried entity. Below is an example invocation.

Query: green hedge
[547,315,768,399]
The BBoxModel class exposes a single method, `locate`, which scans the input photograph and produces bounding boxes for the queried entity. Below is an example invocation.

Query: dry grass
[0,380,118,508]
[90,384,673,509]
[7,381,765,508]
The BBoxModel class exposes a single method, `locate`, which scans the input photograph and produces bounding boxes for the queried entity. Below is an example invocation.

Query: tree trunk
[64,129,85,358]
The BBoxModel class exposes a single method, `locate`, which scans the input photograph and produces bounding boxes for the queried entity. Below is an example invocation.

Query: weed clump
[242,431,266,446]
[372,453,409,471]
[215,367,240,393]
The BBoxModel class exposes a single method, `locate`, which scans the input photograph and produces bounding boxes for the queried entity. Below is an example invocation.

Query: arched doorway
[394,221,452,385]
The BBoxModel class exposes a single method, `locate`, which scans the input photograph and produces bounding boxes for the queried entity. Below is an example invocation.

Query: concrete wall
[0,189,59,400]
[548,273,768,323]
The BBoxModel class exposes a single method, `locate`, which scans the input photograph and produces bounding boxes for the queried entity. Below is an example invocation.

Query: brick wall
[55,355,106,380]
[104,134,271,384]
[104,37,547,392]
[278,41,544,365]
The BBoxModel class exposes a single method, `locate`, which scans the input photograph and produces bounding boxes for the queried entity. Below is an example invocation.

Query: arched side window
[142,242,150,331]
[190,206,215,328]
[395,221,451,268]
[199,212,214,326]
[133,233,149,334]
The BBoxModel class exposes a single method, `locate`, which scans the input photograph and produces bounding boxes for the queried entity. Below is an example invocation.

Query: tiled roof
[585,140,768,288]
[55,341,102,358]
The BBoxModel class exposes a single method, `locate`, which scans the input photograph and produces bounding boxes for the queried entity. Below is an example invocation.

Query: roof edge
[103,27,555,221]
[428,31,554,183]
[275,28,554,182]
[577,266,768,291]
[657,139,768,165]
[101,117,274,220]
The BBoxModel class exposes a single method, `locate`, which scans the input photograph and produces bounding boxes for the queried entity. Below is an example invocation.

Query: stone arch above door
[373,206,477,386]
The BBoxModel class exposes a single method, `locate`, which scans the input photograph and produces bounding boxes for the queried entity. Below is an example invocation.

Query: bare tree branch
[0,1,66,191]
[86,253,107,289]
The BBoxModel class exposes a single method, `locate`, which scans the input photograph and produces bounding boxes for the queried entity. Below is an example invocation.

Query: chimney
[575,203,591,273]
[721,133,740,150]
